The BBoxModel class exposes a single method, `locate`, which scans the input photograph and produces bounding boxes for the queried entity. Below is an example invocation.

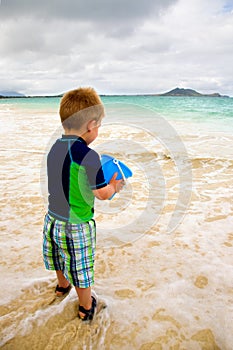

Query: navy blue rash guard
[47,135,107,223]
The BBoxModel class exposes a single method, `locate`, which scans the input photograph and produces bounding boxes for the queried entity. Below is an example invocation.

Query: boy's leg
[75,286,92,317]
[56,270,70,296]
[75,287,92,309]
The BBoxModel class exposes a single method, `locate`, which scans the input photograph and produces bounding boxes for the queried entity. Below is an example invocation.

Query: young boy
[43,87,124,321]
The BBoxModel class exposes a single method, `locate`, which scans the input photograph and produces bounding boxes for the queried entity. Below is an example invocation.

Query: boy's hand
[93,172,125,200]
[109,172,125,193]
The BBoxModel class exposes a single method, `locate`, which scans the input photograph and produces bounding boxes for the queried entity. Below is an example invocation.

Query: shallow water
[0,98,233,349]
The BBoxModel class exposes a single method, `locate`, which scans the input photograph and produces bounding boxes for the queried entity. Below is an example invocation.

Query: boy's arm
[93,173,124,200]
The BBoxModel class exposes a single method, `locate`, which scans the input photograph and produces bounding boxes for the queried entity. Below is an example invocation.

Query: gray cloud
[0,0,178,47]
[0,0,177,56]
[0,0,176,22]
[0,0,232,95]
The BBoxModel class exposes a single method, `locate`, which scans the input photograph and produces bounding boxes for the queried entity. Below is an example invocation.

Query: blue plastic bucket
[100,154,133,183]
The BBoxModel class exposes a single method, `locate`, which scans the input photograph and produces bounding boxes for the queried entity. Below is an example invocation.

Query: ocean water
[0,95,233,349]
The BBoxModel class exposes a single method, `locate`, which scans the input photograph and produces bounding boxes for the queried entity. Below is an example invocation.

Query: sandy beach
[0,99,232,349]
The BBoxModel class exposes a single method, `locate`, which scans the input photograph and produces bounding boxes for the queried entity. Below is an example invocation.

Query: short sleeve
[83,149,107,190]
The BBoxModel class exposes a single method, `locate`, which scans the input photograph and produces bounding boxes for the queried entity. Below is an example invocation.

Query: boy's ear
[87,119,97,132]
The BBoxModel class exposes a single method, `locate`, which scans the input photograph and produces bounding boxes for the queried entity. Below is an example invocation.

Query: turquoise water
[102,95,233,122]
[0,96,60,111]
[1,95,232,124]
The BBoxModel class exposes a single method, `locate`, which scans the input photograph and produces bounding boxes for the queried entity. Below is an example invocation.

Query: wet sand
[0,107,233,349]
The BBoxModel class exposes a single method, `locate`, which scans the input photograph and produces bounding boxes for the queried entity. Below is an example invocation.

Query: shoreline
[0,87,231,99]
[0,94,231,99]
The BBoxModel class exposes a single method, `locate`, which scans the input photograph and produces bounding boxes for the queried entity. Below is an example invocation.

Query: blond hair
[59,87,104,130]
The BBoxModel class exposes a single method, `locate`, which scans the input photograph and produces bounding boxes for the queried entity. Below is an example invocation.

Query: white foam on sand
[0,107,232,349]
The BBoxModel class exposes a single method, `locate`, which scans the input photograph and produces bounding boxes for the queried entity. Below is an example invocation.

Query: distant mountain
[0,88,229,98]
[0,91,25,97]
[157,87,228,97]
[0,91,64,98]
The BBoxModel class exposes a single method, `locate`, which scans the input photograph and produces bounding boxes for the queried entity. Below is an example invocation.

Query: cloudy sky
[0,0,233,96]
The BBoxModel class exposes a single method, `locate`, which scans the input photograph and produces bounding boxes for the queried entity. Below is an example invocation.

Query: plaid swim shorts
[43,213,96,288]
